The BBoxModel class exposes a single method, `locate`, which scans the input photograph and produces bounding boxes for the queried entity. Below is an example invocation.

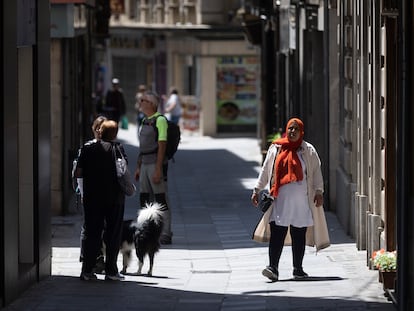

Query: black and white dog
[120,202,164,276]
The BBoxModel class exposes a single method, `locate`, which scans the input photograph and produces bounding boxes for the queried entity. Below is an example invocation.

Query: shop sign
[216,56,260,132]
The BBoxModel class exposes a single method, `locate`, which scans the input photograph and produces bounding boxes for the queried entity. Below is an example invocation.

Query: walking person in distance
[251,117,330,282]
[164,87,182,125]
[135,84,147,128]
[105,78,126,123]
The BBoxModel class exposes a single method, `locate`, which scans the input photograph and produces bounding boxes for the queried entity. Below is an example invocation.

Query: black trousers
[82,200,124,275]
[268,221,307,270]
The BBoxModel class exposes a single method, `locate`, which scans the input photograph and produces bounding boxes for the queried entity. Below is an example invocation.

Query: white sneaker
[105,273,125,281]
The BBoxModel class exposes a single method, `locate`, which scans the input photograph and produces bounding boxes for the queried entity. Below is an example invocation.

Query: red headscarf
[269,118,304,197]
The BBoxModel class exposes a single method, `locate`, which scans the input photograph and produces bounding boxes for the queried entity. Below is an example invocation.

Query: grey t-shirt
[139,113,167,164]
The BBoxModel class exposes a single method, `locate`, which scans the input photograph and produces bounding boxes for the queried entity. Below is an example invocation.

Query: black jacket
[77,141,127,206]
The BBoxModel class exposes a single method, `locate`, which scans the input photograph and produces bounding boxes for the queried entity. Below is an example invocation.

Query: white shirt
[269,153,314,227]
[165,94,181,117]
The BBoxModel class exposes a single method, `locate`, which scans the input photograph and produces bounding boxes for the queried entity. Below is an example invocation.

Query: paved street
[3,124,395,310]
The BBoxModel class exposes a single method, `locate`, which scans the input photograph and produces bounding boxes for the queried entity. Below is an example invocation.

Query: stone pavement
[3,124,395,310]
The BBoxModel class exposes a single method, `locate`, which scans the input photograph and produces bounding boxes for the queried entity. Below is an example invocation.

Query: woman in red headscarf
[251,118,330,282]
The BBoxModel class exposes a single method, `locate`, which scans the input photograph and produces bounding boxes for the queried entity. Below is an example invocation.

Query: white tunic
[269,153,314,228]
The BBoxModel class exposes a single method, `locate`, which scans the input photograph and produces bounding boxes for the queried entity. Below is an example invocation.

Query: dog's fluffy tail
[137,202,164,227]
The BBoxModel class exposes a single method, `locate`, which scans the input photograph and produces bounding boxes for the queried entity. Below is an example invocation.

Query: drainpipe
[260,4,277,155]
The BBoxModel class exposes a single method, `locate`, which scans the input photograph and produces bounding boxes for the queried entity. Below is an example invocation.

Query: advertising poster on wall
[216,56,260,133]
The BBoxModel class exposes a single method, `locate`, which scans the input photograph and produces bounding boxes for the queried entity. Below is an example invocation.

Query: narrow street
[4,125,394,311]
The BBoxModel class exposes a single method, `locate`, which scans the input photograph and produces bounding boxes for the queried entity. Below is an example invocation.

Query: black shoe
[80,272,97,281]
[262,266,278,282]
[105,273,125,281]
[293,268,309,279]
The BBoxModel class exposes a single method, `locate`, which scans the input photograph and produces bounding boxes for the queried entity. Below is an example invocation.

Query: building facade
[98,0,260,136]
[1,0,52,306]
[239,0,413,308]
[50,1,95,216]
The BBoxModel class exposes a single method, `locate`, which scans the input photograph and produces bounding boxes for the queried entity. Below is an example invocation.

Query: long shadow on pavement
[3,275,394,311]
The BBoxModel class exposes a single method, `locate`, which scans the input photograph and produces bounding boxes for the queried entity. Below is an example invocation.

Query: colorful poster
[216,56,260,132]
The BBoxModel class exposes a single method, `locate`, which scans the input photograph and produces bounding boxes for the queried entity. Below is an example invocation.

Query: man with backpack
[134,91,174,244]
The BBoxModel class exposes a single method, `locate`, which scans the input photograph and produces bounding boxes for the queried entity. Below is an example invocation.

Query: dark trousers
[82,201,124,275]
[268,222,307,270]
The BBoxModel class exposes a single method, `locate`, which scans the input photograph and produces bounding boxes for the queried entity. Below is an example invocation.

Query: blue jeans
[169,115,180,125]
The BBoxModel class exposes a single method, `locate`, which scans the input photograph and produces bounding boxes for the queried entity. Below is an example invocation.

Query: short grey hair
[144,91,160,109]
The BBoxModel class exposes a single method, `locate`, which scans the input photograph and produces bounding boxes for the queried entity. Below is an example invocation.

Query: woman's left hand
[314,193,323,207]
[251,192,259,206]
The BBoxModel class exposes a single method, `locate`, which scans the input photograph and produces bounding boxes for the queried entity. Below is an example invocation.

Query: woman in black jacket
[75,120,127,281]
